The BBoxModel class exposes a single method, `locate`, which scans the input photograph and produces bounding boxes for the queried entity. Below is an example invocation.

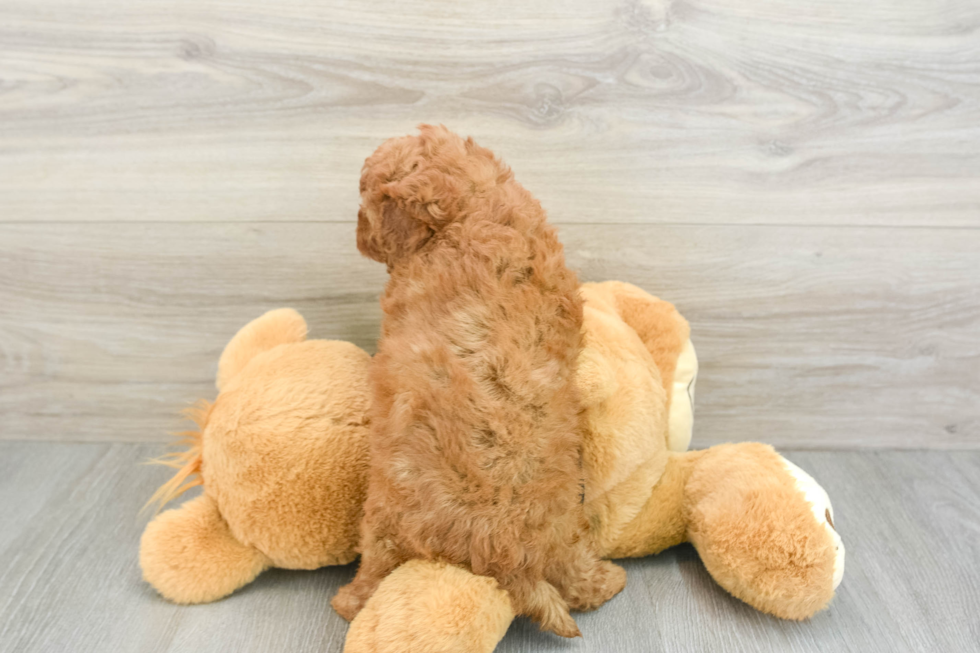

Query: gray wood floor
[0,442,977,653]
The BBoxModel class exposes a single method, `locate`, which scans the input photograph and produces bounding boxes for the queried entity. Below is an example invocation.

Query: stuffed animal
[139,308,372,604]
[140,282,844,651]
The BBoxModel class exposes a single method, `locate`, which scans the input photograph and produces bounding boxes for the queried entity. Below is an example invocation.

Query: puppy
[332,125,625,637]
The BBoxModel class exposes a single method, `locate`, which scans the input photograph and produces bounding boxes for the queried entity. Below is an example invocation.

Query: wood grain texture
[1,443,978,652]
[1,222,977,447]
[1,0,979,448]
[1,0,979,225]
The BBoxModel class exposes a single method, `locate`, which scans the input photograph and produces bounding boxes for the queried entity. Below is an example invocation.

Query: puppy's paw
[566,560,627,612]
[597,560,628,604]
[331,583,367,622]
[550,614,582,639]
[528,580,581,638]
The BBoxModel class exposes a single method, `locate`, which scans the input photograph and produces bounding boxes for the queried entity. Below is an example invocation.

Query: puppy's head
[357,124,508,266]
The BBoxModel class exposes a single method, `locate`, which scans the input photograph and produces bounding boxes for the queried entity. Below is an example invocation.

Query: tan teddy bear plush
[140,308,371,604]
[140,282,844,652]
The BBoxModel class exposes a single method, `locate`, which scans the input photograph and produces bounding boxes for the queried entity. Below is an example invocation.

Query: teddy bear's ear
[217,308,308,391]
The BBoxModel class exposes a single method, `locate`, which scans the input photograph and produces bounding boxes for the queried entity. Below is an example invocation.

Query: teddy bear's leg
[140,493,270,604]
[684,442,844,620]
[344,560,515,653]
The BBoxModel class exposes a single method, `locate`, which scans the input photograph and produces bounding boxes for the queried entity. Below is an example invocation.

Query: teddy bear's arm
[606,443,843,621]
[685,443,843,620]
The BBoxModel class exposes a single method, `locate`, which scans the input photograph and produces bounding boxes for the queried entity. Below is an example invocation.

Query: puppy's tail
[512,579,581,638]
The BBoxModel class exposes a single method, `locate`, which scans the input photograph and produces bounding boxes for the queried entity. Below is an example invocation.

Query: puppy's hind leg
[549,538,627,613]
[503,575,581,638]
[331,537,403,622]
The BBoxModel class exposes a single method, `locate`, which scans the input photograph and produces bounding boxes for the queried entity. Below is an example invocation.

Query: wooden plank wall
[1,0,978,447]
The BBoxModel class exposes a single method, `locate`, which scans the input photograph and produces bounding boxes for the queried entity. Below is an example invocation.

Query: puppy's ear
[381,200,435,262]
[382,166,462,229]
[356,200,438,265]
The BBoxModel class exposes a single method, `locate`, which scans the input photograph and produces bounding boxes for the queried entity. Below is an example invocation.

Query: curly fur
[332,125,625,637]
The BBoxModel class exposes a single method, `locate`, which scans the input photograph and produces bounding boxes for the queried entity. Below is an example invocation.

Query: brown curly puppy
[331,125,625,637]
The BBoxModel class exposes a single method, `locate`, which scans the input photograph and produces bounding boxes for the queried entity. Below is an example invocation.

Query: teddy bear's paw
[780,456,845,590]
[667,339,697,452]
[343,560,514,653]
[140,494,270,604]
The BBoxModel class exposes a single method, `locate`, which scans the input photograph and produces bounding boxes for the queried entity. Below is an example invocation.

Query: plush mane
[142,399,211,513]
